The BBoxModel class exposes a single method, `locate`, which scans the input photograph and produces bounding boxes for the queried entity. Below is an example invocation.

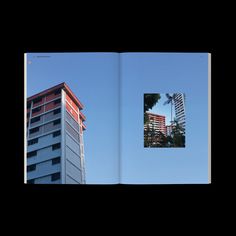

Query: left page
[25,53,120,184]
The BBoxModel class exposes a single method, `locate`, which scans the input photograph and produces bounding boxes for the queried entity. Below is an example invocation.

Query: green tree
[166,135,174,147]
[144,123,153,147]
[144,94,161,124]
[171,118,185,147]
[158,131,168,147]
[163,93,175,124]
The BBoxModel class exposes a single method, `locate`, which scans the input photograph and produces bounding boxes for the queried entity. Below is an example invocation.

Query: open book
[25,52,211,184]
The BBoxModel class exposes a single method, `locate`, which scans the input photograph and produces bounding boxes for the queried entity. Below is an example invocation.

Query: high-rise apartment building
[173,93,186,132]
[144,112,166,136]
[166,125,173,136]
[26,83,86,184]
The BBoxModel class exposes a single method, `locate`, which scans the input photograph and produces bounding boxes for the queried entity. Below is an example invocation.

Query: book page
[25,53,119,184]
[120,53,211,184]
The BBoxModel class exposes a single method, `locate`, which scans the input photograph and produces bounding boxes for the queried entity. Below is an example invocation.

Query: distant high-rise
[26,83,86,184]
[173,93,186,132]
[144,112,166,136]
[166,125,173,136]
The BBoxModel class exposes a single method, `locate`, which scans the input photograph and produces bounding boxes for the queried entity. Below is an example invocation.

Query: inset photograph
[144,93,186,148]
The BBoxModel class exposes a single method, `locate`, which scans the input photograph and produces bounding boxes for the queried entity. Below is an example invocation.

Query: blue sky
[27,52,210,184]
[149,94,172,125]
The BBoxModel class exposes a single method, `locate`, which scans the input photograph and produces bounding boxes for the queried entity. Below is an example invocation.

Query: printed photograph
[144,93,186,148]
[25,53,120,184]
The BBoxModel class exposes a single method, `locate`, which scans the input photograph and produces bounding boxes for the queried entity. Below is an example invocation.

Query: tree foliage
[144,117,185,148]
[171,118,185,147]
[144,94,161,113]
[144,94,161,124]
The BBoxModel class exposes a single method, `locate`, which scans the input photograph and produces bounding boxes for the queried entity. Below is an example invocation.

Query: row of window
[27,108,61,123]
[27,172,61,184]
[27,90,61,108]
[31,99,61,114]
[29,127,40,134]
[31,116,40,123]
[177,113,185,118]
[27,130,61,146]
[28,138,38,146]
[27,142,61,158]
[27,157,61,172]
[53,130,61,137]
[29,118,61,134]
[175,106,184,110]
[175,103,184,109]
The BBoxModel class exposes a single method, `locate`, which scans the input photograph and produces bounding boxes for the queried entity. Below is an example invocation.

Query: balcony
[79,112,86,121]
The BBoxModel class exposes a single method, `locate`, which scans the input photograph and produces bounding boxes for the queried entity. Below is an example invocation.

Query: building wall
[27,159,61,181]
[45,92,61,102]
[174,93,186,131]
[28,108,61,128]
[27,145,61,165]
[28,120,61,139]
[34,175,61,184]
[28,132,60,152]
[26,92,62,184]
[45,100,61,112]
[144,113,166,136]
[26,84,86,184]
[64,92,83,184]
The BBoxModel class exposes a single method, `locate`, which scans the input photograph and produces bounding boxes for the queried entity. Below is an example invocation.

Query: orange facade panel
[82,122,86,130]
[31,108,44,117]
[79,112,86,121]
[66,94,79,112]
[66,102,78,122]
[45,92,61,103]
[32,99,44,108]
[45,102,60,112]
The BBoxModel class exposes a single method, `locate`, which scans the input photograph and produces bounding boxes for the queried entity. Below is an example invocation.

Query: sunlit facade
[26,83,86,184]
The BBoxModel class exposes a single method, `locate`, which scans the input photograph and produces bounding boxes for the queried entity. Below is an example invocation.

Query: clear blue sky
[27,53,120,184]
[149,94,172,125]
[120,53,209,184]
[27,52,210,184]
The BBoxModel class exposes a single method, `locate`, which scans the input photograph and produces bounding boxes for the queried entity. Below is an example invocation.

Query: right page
[120,53,211,184]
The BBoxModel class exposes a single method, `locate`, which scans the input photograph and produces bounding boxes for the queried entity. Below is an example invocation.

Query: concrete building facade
[26,83,86,184]
[144,112,166,136]
[173,93,186,132]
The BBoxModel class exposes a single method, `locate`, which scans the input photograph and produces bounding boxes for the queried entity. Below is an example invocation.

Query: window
[31,116,40,124]
[52,157,61,165]
[27,179,35,184]
[33,97,42,104]
[27,103,31,109]
[53,130,61,137]
[27,150,37,158]
[32,107,41,114]
[54,99,61,105]
[53,119,61,125]
[54,89,61,95]
[27,164,36,172]
[52,143,61,150]
[29,127,39,134]
[53,108,61,115]
[28,138,38,146]
[27,112,30,118]
[51,172,60,181]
